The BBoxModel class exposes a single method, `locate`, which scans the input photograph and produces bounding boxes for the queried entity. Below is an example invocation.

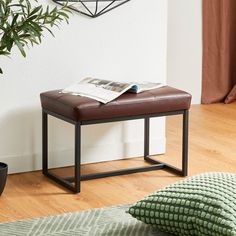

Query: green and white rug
[0,204,172,236]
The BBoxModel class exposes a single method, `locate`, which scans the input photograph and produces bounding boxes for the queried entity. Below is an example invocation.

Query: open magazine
[62,78,165,104]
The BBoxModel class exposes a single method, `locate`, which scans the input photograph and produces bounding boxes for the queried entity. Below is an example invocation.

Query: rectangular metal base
[42,110,189,193]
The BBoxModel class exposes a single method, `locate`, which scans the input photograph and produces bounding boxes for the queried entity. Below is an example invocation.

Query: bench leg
[143,110,189,177]
[144,117,150,160]
[42,110,81,193]
[74,123,81,192]
[42,111,48,175]
[182,109,189,176]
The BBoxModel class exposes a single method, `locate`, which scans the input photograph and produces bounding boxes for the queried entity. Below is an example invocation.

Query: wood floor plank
[1,103,236,222]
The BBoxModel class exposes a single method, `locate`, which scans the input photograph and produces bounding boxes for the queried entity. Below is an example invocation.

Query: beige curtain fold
[202,0,236,104]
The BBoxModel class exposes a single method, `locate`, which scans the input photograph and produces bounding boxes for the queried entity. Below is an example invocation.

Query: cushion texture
[128,172,236,236]
[40,86,191,122]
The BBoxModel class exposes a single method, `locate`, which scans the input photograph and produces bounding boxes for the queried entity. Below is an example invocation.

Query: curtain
[202,0,236,104]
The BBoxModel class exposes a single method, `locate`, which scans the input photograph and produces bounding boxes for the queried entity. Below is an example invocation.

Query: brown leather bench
[40,86,192,193]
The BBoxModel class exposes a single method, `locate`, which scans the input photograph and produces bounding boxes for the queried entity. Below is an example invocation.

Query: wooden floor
[1,103,236,222]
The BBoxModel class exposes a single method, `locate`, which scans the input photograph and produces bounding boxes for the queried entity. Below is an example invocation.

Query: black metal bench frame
[42,109,189,193]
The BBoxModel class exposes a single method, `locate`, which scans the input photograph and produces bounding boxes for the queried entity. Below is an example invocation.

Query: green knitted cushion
[128,172,236,236]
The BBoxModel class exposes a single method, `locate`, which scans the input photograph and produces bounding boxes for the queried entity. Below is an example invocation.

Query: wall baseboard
[3,138,165,174]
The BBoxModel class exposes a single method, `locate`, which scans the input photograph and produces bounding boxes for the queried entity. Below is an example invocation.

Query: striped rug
[0,205,172,236]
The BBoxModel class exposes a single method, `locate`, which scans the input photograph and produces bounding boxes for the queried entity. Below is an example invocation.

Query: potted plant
[0,162,7,196]
[0,0,71,73]
[0,0,70,195]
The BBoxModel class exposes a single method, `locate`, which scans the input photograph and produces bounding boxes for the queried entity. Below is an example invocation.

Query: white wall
[0,0,167,173]
[167,0,202,104]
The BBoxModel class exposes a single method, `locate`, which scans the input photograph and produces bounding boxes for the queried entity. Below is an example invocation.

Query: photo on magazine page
[82,78,131,93]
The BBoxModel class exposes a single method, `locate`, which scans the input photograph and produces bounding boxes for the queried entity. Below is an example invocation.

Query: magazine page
[62,78,134,104]
[128,81,165,93]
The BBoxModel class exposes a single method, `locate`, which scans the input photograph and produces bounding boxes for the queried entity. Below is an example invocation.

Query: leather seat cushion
[40,86,192,122]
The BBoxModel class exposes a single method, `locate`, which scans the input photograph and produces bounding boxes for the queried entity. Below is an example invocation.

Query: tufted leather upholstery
[40,86,192,122]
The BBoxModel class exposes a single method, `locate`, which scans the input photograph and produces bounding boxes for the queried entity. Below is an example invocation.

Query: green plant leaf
[6,38,13,51]
[15,40,26,57]
[11,13,19,27]
[0,0,72,74]
[29,5,42,16]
